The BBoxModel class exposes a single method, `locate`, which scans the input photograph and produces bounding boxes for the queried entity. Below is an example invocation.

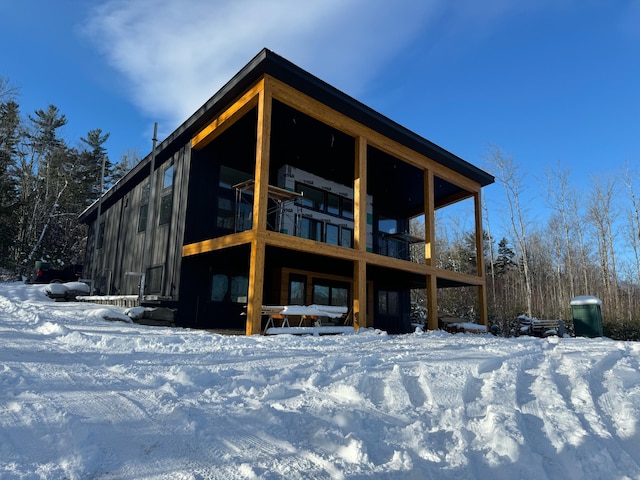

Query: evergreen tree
[0,100,21,267]
[80,129,111,202]
[495,237,517,275]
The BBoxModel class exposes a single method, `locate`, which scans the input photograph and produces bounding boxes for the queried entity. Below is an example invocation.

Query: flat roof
[80,48,494,222]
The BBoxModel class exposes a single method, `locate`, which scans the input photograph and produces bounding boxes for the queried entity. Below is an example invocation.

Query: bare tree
[545,163,577,300]
[487,146,533,317]
[587,174,619,314]
[622,163,640,286]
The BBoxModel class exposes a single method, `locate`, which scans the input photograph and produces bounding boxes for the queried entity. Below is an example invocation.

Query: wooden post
[425,170,439,330]
[353,136,368,329]
[246,239,266,335]
[474,190,488,327]
[246,79,272,335]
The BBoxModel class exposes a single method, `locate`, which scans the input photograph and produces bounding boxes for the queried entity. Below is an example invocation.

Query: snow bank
[0,282,639,479]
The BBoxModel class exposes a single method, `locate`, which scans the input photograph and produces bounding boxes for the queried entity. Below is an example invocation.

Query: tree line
[0,77,135,276]
[434,147,640,340]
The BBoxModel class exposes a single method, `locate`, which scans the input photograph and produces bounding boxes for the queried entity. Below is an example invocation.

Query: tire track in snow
[566,343,640,470]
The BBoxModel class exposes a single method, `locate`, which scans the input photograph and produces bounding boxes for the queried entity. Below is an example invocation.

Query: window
[313,284,329,305]
[211,274,228,301]
[137,204,148,232]
[378,217,398,234]
[230,275,248,303]
[138,182,150,233]
[341,227,353,248]
[163,164,174,189]
[159,193,172,225]
[295,183,354,221]
[96,222,105,249]
[342,198,354,220]
[299,217,322,241]
[312,280,349,306]
[378,290,399,315]
[289,274,306,305]
[141,182,150,203]
[326,224,339,245]
[327,193,340,216]
[145,265,163,295]
[295,183,324,211]
[210,273,249,303]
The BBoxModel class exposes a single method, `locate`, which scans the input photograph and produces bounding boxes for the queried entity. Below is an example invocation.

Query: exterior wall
[84,144,191,302]
[275,165,373,250]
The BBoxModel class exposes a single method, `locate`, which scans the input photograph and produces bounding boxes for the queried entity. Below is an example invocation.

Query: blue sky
[1,0,639,233]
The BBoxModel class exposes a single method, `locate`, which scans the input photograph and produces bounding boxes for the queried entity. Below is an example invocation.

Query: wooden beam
[435,190,475,210]
[182,231,254,257]
[191,80,263,150]
[434,268,485,287]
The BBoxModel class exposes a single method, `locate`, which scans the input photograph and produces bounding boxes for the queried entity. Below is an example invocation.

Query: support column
[246,80,272,335]
[246,239,266,335]
[353,136,368,329]
[474,191,488,327]
[353,260,367,329]
[425,170,439,330]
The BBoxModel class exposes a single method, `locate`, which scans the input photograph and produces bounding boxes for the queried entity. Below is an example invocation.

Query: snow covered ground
[1,282,639,480]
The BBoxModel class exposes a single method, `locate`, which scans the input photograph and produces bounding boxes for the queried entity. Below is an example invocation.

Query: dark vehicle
[26,262,83,284]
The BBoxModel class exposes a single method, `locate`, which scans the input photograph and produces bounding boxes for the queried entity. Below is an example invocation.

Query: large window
[295,182,353,220]
[288,274,306,305]
[210,273,249,303]
[312,280,349,306]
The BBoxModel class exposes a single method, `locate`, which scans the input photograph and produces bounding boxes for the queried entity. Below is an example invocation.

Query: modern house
[79,48,494,335]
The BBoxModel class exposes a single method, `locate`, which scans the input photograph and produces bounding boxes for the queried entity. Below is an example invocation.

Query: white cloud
[83,0,440,132]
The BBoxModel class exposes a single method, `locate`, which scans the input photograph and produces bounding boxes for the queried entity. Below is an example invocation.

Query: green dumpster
[570,296,603,338]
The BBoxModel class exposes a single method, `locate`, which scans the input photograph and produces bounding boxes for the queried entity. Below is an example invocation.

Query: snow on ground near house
[1,282,639,480]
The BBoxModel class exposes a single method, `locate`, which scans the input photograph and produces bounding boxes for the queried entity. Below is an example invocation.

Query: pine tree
[495,237,516,275]
[0,100,21,268]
